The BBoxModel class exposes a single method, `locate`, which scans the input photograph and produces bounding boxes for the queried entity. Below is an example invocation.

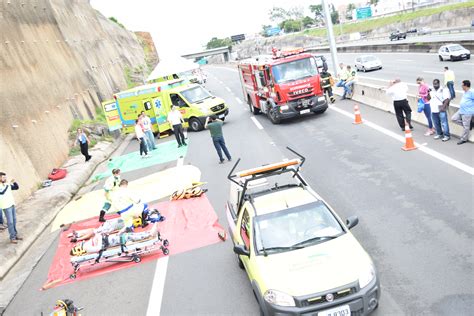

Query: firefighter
[320,70,336,104]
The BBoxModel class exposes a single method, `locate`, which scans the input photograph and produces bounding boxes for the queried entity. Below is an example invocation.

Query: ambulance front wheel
[189,118,204,131]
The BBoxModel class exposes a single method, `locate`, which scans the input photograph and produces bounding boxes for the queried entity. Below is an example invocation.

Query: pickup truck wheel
[438,55,443,61]
[450,55,454,62]
[237,256,244,269]
[189,118,203,131]
[269,108,281,124]
[362,67,366,72]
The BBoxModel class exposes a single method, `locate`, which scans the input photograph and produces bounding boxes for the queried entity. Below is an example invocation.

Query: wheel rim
[191,120,199,131]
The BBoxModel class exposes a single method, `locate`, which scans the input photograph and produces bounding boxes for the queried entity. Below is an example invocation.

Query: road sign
[356,6,372,20]
[231,34,245,42]
[265,27,281,37]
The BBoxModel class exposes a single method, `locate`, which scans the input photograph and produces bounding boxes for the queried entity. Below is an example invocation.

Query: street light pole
[322,0,339,76]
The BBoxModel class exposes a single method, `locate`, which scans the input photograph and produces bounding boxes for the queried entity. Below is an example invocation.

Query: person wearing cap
[385,78,413,130]
[0,172,22,244]
[205,115,232,164]
[167,106,187,148]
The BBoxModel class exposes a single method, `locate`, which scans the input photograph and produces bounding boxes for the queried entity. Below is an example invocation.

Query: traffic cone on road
[353,104,363,125]
[401,120,417,151]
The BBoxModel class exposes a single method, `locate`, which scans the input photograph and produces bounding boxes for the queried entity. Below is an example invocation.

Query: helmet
[70,245,86,256]
[132,217,142,228]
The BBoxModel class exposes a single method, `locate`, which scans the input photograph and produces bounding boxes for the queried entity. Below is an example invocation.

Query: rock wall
[0,0,148,203]
[135,31,159,72]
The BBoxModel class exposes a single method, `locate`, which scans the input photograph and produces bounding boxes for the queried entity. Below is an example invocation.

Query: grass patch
[124,66,135,89]
[304,1,474,37]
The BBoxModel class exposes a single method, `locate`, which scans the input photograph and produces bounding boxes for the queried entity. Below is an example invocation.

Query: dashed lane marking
[235,97,243,104]
[146,256,169,316]
[329,105,474,176]
[251,116,264,130]
[225,87,232,92]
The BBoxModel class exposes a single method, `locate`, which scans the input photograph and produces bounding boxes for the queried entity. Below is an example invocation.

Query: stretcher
[69,232,169,279]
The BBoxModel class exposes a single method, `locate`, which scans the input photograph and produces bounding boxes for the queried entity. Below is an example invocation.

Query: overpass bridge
[181,46,231,62]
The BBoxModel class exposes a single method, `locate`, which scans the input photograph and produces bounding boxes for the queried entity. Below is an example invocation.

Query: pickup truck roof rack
[227,147,307,212]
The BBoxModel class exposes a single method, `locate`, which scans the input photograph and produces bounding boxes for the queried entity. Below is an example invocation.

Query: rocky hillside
[0,0,152,202]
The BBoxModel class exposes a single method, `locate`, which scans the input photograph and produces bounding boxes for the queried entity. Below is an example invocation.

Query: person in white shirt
[0,172,22,243]
[135,119,149,158]
[430,79,451,141]
[167,106,187,148]
[140,111,157,151]
[385,78,413,130]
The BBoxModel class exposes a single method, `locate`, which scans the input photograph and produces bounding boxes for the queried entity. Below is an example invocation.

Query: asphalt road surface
[324,52,474,102]
[4,65,474,315]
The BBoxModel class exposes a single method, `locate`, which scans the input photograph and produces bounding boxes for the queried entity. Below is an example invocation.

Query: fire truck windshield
[181,86,212,103]
[272,57,319,84]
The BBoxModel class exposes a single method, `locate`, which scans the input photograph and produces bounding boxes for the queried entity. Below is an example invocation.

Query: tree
[206,37,232,50]
[309,4,324,23]
[261,25,272,37]
[330,3,339,24]
[282,19,301,33]
[108,16,125,29]
[302,16,314,28]
[346,3,355,20]
[269,7,289,23]
[287,6,304,20]
[370,0,379,5]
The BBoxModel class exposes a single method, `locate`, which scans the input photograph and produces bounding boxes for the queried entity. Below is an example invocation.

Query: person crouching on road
[451,80,474,145]
[98,168,121,222]
[343,65,357,100]
[385,78,413,131]
[320,70,336,103]
[416,77,435,136]
[205,115,231,164]
[0,172,22,244]
[75,128,92,162]
[430,79,451,142]
[167,106,187,148]
[135,118,150,158]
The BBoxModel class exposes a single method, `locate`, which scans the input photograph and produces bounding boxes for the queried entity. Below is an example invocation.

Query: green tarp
[94,139,189,180]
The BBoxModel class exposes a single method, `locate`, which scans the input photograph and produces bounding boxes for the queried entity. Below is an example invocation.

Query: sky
[90,0,352,59]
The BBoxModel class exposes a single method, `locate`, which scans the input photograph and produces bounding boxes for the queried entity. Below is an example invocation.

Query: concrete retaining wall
[343,82,473,142]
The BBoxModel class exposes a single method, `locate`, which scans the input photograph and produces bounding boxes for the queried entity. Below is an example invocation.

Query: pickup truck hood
[255,233,372,296]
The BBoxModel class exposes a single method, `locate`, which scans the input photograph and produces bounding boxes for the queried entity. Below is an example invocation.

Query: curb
[0,135,126,280]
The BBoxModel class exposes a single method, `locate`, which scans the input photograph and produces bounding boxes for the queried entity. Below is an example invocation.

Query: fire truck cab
[238,48,328,124]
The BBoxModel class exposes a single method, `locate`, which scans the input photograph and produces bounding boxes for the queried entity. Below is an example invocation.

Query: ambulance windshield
[272,57,319,84]
[181,86,212,103]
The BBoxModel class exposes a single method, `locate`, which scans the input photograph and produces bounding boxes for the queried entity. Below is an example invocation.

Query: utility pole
[322,0,339,76]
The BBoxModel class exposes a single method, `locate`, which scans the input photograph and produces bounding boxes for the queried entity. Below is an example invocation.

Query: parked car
[355,55,382,72]
[418,27,431,35]
[389,30,406,41]
[438,44,471,61]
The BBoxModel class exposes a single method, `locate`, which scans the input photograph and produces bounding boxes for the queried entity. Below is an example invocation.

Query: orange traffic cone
[353,104,363,125]
[401,121,417,151]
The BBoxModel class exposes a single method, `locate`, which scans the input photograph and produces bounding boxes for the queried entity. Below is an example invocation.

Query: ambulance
[103,79,229,133]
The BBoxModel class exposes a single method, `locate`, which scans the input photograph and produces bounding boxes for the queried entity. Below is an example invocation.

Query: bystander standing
[417,77,435,136]
[205,115,232,164]
[385,78,413,130]
[444,66,456,100]
[0,172,22,244]
[451,80,474,145]
[75,128,92,162]
[141,111,157,151]
[430,79,451,142]
[135,119,150,158]
[167,106,187,148]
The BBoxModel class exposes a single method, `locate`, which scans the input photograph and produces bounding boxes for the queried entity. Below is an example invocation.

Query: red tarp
[42,194,224,290]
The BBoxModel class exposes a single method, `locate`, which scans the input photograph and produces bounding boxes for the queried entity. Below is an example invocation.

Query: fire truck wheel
[189,118,204,131]
[268,109,281,124]
[248,98,260,115]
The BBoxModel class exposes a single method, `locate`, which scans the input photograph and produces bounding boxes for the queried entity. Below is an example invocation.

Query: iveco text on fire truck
[238,48,328,124]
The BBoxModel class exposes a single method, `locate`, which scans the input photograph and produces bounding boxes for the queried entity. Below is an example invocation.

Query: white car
[355,55,382,72]
[438,44,471,61]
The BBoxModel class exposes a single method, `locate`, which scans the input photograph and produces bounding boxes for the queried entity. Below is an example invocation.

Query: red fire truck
[238,48,328,124]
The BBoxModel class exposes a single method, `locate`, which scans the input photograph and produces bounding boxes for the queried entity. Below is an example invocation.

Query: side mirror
[346,216,359,230]
[233,244,250,257]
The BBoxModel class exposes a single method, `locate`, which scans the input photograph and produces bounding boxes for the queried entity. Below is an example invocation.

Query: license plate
[300,109,311,114]
[318,304,350,316]
[218,114,225,119]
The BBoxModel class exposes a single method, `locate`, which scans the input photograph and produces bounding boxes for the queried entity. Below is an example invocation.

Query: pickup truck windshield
[254,201,344,255]
[272,57,319,84]
[181,86,212,103]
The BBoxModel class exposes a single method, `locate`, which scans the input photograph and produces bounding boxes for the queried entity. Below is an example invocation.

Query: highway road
[324,52,474,102]
[4,65,474,315]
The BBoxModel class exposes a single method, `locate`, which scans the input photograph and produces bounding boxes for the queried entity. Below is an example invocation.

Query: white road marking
[251,116,264,130]
[235,97,243,104]
[146,256,169,316]
[396,59,414,62]
[209,66,238,73]
[462,63,474,66]
[423,70,444,75]
[329,105,474,176]
[225,87,232,92]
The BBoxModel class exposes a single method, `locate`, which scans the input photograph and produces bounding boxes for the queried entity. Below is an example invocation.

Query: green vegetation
[304,1,474,37]
[206,37,232,49]
[109,17,125,29]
